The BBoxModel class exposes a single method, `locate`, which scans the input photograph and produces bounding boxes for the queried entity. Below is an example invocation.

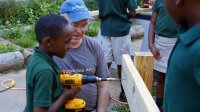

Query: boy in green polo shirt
[24,14,80,112]
[148,0,178,110]
[164,0,200,112]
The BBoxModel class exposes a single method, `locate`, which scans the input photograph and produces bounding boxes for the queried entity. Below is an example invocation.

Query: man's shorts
[154,35,177,73]
[97,31,133,65]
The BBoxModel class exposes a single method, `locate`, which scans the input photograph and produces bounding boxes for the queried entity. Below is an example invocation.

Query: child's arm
[148,11,161,59]
[127,0,138,18]
[33,87,80,112]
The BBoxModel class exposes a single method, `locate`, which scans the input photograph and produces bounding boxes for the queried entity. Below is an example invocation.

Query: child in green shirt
[164,0,200,111]
[148,0,178,110]
[24,14,79,112]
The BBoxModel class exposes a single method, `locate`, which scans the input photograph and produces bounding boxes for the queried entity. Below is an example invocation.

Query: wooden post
[134,52,153,93]
[122,54,159,112]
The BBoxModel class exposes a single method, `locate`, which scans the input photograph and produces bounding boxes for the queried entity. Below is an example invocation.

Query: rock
[0,51,24,72]
[130,25,145,40]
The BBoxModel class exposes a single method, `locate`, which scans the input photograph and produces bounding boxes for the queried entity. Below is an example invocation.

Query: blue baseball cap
[59,0,93,22]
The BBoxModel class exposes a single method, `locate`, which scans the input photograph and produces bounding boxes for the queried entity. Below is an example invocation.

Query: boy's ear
[42,37,53,47]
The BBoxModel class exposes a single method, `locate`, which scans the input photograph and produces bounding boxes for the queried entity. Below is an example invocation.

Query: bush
[2,25,36,48]
[137,0,143,6]
[0,0,18,25]
[84,0,98,11]
[85,21,100,37]
[0,0,64,28]
[0,43,16,54]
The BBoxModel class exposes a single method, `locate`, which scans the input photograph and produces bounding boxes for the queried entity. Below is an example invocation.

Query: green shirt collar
[34,47,60,73]
[179,23,200,45]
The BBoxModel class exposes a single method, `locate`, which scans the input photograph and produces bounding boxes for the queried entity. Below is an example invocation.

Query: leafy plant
[0,43,16,54]
[0,0,18,25]
[85,21,100,37]
[84,0,98,11]
[0,0,64,28]
[2,25,36,48]
[111,104,130,112]
[137,0,143,6]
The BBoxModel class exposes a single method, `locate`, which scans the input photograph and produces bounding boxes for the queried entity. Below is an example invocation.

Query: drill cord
[110,95,128,105]
[1,79,25,92]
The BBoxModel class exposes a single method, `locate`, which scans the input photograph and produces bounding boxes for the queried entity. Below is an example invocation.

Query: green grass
[152,84,156,97]
[0,43,16,54]
[111,104,129,112]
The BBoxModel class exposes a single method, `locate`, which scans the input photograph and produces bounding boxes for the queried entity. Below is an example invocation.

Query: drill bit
[96,77,121,81]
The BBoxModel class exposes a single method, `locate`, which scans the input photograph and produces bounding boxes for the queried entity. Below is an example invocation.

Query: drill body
[60,73,119,112]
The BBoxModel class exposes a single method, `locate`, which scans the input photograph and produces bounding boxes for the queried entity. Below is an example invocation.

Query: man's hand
[149,45,161,60]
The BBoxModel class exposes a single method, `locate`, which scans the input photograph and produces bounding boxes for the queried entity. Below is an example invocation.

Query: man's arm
[97,81,109,112]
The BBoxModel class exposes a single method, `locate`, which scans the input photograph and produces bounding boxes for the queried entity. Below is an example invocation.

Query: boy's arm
[32,70,80,112]
[127,0,138,18]
[47,87,80,112]
[34,87,80,112]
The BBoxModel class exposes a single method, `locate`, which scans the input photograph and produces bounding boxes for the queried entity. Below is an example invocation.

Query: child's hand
[150,45,161,59]
[62,87,80,100]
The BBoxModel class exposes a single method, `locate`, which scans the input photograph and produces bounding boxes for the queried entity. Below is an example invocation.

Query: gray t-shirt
[53,36,109,110]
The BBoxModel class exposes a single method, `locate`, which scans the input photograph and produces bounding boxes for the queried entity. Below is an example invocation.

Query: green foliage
[2,25,36,48]
[0,0,18,25]
[85,21,100,37]
[0,0,64,28]
[0,43,16,54]
[152,83,156,97]
[137,0,143,6]
[84,0,98,11]
[111,104,129,112]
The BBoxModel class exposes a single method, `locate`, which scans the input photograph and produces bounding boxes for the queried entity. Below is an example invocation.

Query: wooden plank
[134,52,153,93]
[89,8,152,19]
[122,54,159,112]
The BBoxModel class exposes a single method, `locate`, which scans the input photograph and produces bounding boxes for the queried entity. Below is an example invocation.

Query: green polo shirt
[97,0,137,37]
[152,0,178,38]
[164,23,200,112]
[24,47,65,112]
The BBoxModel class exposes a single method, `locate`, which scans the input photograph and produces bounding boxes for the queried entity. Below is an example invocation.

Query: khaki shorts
[154,35,177,73]
[97,31,134,65]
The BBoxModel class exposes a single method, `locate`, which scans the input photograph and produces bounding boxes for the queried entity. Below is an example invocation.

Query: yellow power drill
[60,73,120,112]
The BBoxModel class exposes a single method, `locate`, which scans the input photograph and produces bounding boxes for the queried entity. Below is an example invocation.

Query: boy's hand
[149,45,161,59]
[62,87,80,100]
[61,70,71,74]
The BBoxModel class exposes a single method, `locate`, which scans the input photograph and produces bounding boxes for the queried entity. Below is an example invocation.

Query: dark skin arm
[34,86,80,112]
[128,10,136,18]
[148,11,161,59]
